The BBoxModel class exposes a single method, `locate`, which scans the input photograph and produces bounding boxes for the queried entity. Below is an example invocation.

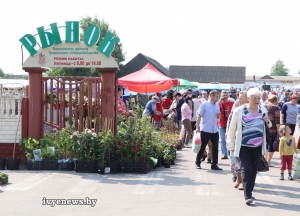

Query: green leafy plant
[0,172,8,184]
[19,137,40,160]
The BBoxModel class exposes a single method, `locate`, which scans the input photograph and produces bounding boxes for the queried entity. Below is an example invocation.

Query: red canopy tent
[118,63,179,93]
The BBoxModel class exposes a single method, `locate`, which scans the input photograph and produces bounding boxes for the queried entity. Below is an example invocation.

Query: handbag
[263,113,270,145]
[257,155,269,172]
[273,136,279,152]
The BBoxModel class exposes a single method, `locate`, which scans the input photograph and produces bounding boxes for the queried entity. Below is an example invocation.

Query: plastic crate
[27,160,43,170]
[75,160,97,173]
[58,160,75,171]
[43,159,57,170]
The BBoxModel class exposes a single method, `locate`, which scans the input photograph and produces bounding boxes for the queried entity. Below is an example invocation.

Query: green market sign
[20,21,119,68]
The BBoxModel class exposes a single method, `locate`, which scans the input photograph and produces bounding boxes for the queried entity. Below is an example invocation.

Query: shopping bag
[192,131,201,153]
[293,156,300,179]
[293,154,300,171]
[230,154,240,171]
[179,125,185,139]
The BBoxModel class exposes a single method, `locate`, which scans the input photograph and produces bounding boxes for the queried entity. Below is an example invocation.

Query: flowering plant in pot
[71,129,99,172]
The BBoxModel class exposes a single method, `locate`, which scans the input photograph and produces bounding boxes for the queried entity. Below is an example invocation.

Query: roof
[260,75,273,79]
[246,75,300,81]
[123,53,170,77]
[169,66,246,83]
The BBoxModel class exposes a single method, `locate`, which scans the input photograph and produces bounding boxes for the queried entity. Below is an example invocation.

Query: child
[279,125,298,180]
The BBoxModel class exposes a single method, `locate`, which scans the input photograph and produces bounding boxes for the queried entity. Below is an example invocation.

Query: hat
[279,125,286,136]
[156,92,162,97]
[152,96,160,101]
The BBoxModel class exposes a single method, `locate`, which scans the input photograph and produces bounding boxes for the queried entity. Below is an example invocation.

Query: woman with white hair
[227,88,272,205]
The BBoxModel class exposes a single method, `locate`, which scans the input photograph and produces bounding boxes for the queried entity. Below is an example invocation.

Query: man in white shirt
[260,91,268,105]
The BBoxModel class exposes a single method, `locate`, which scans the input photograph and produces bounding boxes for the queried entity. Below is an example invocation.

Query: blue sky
[1,0,300,77]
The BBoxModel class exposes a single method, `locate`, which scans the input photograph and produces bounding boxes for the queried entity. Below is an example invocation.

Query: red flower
[144,155,149,159]
[111,137,115,141]
[102,143,105,147]
[128,141,132,145]
[117,141,121,146]
[138,157,141,162]
[135,146,140,152]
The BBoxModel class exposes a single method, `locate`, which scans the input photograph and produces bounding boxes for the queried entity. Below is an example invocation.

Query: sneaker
[279,176,284,180]
[211,165,222,170]
[245,199,253,205]
[201,155,207,162]
[195,162,201,169]
[207,159,212,164]
[251,196,256,200]
[288,176,294,181]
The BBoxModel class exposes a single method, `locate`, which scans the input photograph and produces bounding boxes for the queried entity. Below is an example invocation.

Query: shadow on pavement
[255,200,300,212]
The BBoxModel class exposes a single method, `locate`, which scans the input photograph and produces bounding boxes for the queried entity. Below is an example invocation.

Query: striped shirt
[241,106,264,147]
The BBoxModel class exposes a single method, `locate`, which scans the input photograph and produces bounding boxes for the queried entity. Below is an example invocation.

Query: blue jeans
[219,126,228,157]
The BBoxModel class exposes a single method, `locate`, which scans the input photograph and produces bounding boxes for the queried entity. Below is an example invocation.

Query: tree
[46,15,126,77]
[0,68,4,78]
[270,60,289,76]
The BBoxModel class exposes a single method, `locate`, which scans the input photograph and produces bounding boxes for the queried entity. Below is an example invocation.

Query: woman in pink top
[181,96,193,147]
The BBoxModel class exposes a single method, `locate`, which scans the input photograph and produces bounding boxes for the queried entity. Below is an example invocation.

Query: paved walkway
[1,131,300,215]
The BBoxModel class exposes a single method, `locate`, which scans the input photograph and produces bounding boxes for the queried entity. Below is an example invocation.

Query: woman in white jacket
[227,88,272,205]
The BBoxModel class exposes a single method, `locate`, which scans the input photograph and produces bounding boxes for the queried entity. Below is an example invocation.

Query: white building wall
[0,117,22,143]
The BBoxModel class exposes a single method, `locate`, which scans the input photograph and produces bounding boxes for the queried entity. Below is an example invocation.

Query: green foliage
[80,15,125,64]
[0,172,8,182]
[0,68,28,79]
[71,129,100,162]
[19,137,40,160]
[0,68,4,77]
[270,60,289,76]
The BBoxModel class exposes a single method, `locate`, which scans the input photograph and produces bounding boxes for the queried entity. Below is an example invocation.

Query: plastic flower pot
[164,161,171,168]
[0,158,6,170]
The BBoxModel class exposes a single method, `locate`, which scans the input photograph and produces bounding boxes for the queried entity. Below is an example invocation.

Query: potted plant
[40,133,56,170]
[55,127,75,171]
[20,137,43,170]
[0,158,6,170]
[163,148,174,168]
[71,129,99,173]
[0,172,8,186]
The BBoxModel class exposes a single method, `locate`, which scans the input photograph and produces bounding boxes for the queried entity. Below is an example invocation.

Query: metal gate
[42,77,102,133]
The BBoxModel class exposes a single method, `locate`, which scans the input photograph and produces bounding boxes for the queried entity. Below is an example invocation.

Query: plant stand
[0,158,6,170]
[120,160,151,174]
[27,160,43,170]
[7,158,20,170]
[43,159,57,170]
[75,160,97,173]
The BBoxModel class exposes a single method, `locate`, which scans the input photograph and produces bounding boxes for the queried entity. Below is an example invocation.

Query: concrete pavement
[1,131,300,216]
